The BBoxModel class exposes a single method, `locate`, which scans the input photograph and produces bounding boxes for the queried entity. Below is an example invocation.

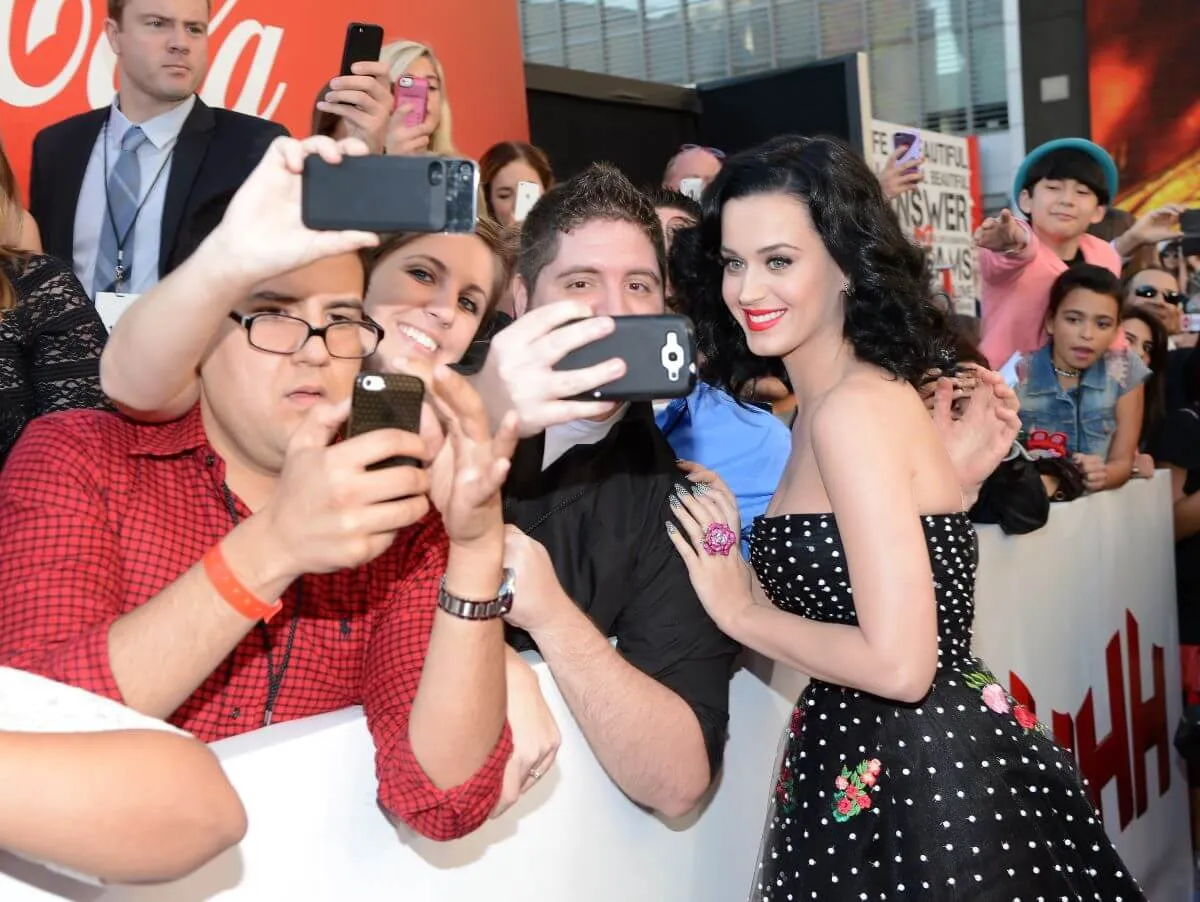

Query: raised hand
[425,365,519,547]
[475,301,627,436]
[930,365,1021,498]
[974,209,1026,254]
[878,147,925,201]
[206,135,380,286]
[384,106,439,156]
[316,61,396,155]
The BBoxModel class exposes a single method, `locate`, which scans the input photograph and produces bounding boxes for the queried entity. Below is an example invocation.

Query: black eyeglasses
[228,311,383,359]
[1134,285,1185,306]
[679,143,726,160]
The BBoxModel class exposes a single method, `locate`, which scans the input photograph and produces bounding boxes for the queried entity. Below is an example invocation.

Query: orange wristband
[202,545,283,623]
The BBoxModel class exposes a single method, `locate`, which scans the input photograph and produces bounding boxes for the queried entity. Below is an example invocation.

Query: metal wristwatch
[437,568,515,621]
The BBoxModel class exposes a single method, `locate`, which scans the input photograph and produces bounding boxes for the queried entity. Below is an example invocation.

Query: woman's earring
[842,279,853,297]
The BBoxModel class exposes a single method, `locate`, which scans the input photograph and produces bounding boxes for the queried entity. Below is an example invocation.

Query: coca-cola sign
[0,0,528,202]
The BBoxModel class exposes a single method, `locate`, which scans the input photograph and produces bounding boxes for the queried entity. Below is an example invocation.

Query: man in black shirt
[475,164,739,818]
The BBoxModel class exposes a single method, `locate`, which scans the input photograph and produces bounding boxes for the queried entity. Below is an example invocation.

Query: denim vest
[1015,343,1148,459]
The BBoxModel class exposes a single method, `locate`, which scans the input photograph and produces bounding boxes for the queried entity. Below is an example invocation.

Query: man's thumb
[288,399,350,453]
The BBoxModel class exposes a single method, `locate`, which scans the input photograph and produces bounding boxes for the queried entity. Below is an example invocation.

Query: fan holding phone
[312,26,455,157]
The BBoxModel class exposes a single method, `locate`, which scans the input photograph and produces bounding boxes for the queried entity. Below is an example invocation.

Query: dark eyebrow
[325,299,365,313]
[556,266,662,286]
[249,290,299,304]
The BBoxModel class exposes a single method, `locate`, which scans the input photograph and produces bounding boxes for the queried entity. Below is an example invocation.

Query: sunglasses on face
[679,143,726,159]
[1134,284,1185,305]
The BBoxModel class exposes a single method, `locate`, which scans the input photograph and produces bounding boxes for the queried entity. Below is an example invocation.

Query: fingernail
[692,483,710,496]
[668,494,682,510]
[666,522,678,536]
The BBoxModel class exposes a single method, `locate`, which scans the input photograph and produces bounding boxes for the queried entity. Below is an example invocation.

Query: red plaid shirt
[0,406,511,841]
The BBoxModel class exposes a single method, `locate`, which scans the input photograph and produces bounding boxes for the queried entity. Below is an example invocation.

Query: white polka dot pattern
[746,513,1145,902]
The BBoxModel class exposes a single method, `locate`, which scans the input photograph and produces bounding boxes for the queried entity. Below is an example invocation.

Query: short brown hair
[517,163,665,295]
[108,0,211,24]
[479,141,555,217]
[362,216,517,323]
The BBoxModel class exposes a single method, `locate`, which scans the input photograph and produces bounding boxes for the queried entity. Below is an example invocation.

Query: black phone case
[302,156,478,234]
[340,23,384,77]
[347,374,425,470]
[554,315,697,402]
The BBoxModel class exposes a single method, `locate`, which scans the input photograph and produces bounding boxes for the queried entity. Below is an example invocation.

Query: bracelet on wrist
[202,544,283,622]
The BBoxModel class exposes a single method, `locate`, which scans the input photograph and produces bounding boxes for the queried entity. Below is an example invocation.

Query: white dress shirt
[72,94,197,298]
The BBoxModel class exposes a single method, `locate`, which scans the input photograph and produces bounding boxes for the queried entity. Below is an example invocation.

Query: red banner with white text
[0,0,530,202]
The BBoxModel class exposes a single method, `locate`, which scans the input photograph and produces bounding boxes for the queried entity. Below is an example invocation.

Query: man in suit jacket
[28,0,287,299]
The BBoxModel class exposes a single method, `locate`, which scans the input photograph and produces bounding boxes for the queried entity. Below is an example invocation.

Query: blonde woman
[312,39,455,156]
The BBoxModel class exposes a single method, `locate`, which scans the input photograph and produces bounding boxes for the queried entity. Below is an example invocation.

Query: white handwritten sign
[869,120,981,317]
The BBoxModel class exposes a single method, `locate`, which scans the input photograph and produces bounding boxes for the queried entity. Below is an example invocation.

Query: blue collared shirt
[656,382,790,556]
[1015,343,1149,459]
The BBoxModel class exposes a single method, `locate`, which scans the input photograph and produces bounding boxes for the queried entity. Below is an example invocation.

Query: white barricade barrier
[0,474,1189,901]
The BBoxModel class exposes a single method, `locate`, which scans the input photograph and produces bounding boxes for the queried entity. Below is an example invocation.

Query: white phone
[679,177,703,202]
[513,180,542,223]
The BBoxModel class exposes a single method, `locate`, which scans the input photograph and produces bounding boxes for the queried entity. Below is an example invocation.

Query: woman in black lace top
[0,249,108,465]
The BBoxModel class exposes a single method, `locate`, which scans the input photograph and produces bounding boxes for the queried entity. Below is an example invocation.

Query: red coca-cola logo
[0,1,531,201]
[0,0,285,114]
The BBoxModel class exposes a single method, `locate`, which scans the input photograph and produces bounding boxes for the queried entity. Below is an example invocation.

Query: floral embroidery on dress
[831,758,881,823]
[965,669,1046,736]
[775,761,797,814]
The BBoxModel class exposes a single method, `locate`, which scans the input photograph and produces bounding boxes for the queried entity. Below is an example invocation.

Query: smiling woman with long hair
[665,135,1144,901]
[0,140,107,466]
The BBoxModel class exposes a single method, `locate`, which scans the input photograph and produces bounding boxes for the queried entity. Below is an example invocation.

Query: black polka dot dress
[747,513,1145,902]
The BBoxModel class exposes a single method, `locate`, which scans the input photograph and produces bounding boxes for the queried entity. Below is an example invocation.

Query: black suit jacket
[29,98,288,279]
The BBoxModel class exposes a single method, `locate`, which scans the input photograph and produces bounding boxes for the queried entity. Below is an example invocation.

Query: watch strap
[438,569,514,621]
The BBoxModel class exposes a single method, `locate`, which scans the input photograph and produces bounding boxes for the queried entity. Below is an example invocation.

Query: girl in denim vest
[1013,264,1149,493]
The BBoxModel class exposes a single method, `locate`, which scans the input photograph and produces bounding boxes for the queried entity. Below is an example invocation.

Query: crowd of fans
[0,0,1196,892]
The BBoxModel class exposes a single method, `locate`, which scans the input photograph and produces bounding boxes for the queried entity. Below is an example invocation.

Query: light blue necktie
[94,125,148,294]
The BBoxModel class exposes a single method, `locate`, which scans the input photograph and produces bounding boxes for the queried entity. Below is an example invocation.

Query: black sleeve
[27,131,49,244]
[969,457,1049,535]
[1154,408,1200,473]
[613,470,741,778]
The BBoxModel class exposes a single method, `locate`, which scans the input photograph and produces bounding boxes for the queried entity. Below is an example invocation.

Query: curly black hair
[670,134,948,397]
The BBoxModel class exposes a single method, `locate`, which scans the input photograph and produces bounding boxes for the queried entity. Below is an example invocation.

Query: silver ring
[528,766,543,782]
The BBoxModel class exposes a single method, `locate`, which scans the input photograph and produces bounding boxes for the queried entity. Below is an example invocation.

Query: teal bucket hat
[1012,138,1119,209]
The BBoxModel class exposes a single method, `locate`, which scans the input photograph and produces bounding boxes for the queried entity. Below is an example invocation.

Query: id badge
[94,291,140,332]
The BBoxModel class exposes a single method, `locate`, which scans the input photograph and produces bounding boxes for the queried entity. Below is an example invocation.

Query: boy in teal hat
[975,138,1181,368]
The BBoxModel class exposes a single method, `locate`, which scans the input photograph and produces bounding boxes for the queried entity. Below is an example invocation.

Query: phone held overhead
[340,23,384,77]
[302,155,479,234]
[553,314,698,402]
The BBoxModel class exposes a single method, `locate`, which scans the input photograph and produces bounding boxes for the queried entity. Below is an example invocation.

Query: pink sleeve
[980,220,1038,288]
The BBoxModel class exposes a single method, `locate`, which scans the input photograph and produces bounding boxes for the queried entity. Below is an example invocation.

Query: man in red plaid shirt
[0,136,518,842]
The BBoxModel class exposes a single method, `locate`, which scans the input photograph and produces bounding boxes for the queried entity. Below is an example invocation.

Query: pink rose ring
[702,522,737,557]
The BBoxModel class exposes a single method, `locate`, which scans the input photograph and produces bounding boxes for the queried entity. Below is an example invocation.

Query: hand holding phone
[302,155,479,234]
[553,314,697,402]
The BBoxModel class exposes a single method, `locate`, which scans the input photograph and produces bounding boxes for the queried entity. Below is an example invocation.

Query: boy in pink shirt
[976,139,1121,368]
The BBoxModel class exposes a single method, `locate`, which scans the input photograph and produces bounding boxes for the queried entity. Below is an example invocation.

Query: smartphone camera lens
[428,162,444,187]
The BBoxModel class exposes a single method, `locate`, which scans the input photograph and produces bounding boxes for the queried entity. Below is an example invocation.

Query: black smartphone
[554,314,697,402]
[1179,209,1200,237]
[346,373,425,470]
[302,155,478,234]
[340,23,384,77]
